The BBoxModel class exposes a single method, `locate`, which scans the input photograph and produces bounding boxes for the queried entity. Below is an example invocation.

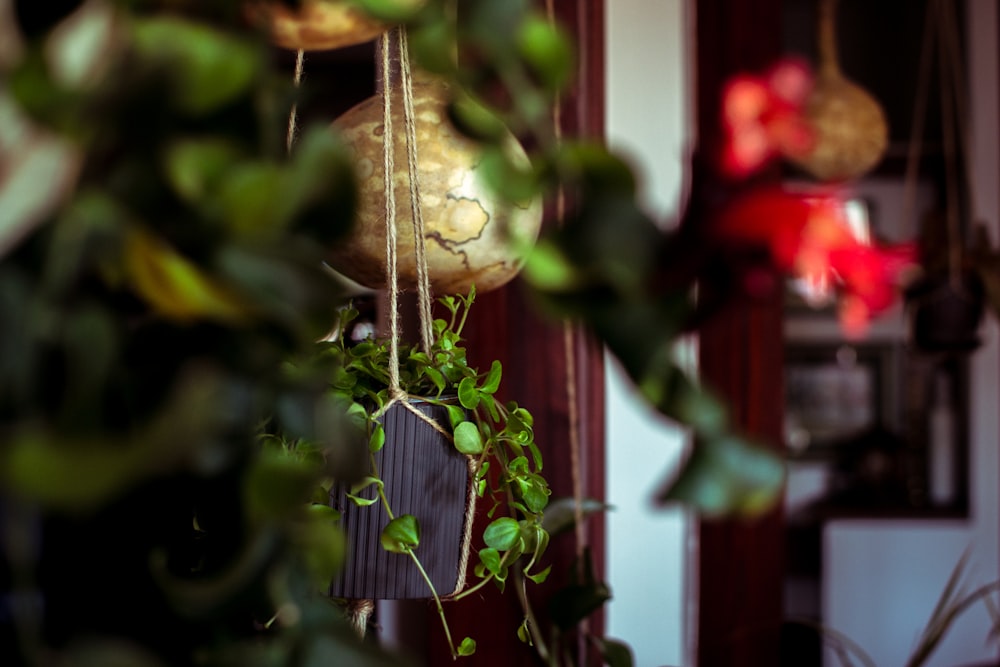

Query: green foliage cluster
[0,0,792,665]
[312,290,551,658]
[0,1,392,664]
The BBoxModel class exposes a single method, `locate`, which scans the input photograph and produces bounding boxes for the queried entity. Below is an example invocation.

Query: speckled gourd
[327,68,543,295]
[790,0,889,181]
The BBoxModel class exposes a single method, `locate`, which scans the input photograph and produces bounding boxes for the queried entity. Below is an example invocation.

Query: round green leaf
[381,514,420,553]
[480,360,502,394]
[368,422,385,453]
[445,404,467,429]
[517,14,574,92]
[164,138,241,204]
[483,517,520,551]
[457,376,480,410]
[478,547,502,576]
[457,637,477,657]
[448,93,509,143]
[131,18,261,115]
[453,420,483,455]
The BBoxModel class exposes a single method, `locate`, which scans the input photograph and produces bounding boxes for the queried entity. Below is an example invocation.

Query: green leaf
[381,514,420,553]
[478,548,502,576]
[218,162,295,239]
[0,114,81,258]
[448,93,509,143]
[368,423,386,453]
[480,360,502,394]
[483,517,521,551]
[519,476,550,513]
[557,142,637,196]
[346,476,383,507]
[522,240,579,290]
[408,20,456,75]
[457,637,477,657]
[596,638,635,667]
[478,145,540,204]
[516,14,575,92]
[307,504,342,523]
[453,421,484,455]
[458,376,480,410]
[300,515,346,586]
[3,434,146,509]
[245,452,318,520]
[445,404,467,429]
[131,18,261,115]
[163,138,242,205]
[526,565,551,585]
[548,581,612,631]
[517,619,532,644]
[541,497,610,536]
[658,436,785,517]
[479,393,500,422]
[424,366,446,394]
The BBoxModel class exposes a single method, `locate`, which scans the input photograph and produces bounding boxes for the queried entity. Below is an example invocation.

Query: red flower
[713,187,916,337]
[720,59,815,178]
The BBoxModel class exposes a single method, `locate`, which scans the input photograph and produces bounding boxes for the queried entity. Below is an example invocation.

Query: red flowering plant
[710,58,917,338]
[524,58,917,518]
[719,58,816,178]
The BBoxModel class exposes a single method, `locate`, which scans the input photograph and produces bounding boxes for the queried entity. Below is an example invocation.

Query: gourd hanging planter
[901,0,986,356]
[907,271,985,354]
[313,30,551,656]
[329,399,474,600]
[244,0,389,51]
[789,0,888,181]
[327,50,543,295]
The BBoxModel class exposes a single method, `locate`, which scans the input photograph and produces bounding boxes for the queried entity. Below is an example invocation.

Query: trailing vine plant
[306,288,551,658]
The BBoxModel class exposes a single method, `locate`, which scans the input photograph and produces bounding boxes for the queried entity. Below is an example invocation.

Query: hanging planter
[244,1,389,51]
[901,0,987,355]
[789,0,888,181]
[326,46,543,295]
[316,291,551,658]
[329,398,474,600]
[907,270,985,354]
[306,31,551,658]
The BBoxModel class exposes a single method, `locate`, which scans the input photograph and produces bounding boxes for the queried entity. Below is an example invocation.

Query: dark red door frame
[694,1,787,666]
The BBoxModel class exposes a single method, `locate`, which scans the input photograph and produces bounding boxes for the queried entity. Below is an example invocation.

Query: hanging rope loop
[377,27,451,437]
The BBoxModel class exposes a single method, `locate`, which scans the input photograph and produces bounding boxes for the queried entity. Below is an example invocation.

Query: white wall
[605,2,694,666]
[824,2,1000,665]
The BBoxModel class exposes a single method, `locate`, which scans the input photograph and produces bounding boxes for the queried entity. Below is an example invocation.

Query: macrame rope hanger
[902,0,977,289]
[372,24,478,635]
[285,29,475,639]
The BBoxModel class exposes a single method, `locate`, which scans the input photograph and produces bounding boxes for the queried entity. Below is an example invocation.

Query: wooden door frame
[693,1,788,665]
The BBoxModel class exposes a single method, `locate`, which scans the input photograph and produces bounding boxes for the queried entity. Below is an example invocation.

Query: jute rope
[937,0,976,287]
[545,0,586,575]
[398,28,436,353]
[286,49,306,154]
[902,0,978,289]
[377,28,450,435]
[378,27,477,599]
[346,598,375,638]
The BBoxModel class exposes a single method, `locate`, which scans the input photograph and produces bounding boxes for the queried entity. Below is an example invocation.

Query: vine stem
[371,450,462,659]
[405,549,460,660]
[514,569,552,663]
[451,572,495,601]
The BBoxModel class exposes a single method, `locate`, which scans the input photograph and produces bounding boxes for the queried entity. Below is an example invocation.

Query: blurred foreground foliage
[0,0,784,665]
